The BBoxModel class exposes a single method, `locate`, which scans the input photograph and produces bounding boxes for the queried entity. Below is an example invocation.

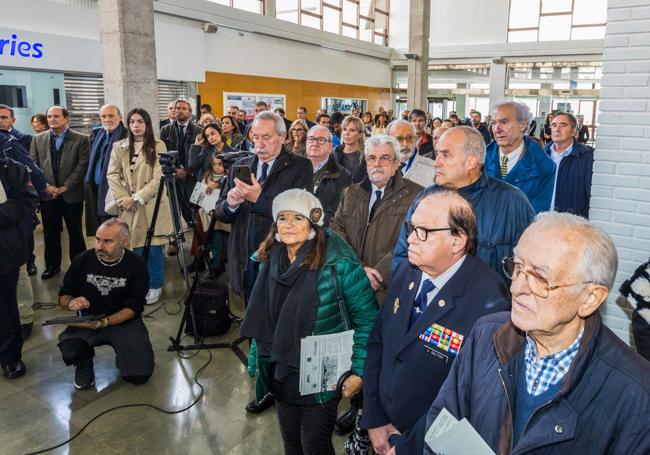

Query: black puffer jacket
[0,149,39,274]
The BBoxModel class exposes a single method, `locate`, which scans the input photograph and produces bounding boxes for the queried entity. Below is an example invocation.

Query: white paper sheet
[425,408,495,455]
[299,330,354,396]
[190,181,221,212]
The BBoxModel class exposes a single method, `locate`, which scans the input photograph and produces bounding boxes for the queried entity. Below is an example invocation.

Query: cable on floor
[24,348,212,455]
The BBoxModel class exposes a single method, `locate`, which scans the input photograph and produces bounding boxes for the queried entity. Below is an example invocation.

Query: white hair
[493,99,533,127]
[386,119,415,136]
[528,212,618,290]
[307,125,332,142]
[364,135,401,162]
[253,111,286,136]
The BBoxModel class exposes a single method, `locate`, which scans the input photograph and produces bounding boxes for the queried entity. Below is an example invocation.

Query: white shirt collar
[550,142,573,160]
[417,255,467,302]
[499,139,525,172]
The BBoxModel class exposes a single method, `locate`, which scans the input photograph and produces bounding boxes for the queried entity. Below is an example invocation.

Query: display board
[223,92,286,120]
[321,97,367,114]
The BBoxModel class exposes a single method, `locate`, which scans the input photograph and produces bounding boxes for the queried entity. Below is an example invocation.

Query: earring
[274,233,281,242]
[307,229,316,240]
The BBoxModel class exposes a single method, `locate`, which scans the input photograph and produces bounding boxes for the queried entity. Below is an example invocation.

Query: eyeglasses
[394,135,417,144]
[293,128,306,133]
[366,155,396,165]
[405,222,451,242]
[501,257,597,298]
[306,137,331,145]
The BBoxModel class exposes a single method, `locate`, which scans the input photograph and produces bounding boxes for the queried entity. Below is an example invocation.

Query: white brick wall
[591,0,650,343]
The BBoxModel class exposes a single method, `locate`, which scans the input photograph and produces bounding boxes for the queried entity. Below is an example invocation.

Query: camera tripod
[142,154,247,365]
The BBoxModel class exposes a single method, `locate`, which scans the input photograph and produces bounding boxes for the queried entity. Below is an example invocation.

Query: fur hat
[272,189,324,227]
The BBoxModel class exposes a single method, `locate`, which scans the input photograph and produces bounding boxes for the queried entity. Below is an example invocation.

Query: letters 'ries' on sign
[0,34,44,59]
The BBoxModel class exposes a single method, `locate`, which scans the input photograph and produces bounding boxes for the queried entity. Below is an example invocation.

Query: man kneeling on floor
[57,218,154,390]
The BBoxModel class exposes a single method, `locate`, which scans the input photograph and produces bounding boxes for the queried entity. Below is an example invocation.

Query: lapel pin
[438,299,446,308]
[393,298,400,314]
[408,282,415,290]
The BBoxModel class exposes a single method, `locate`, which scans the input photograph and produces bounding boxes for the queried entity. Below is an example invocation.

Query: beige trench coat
[106,138,173,248]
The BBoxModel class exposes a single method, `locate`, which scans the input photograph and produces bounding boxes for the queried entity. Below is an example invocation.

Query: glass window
[233,0,263,13]
[508,0,607,42]
[508,30,539,42]
[302,0,321,14]
[342,24,357,38]
[360,18,374,42]
[302,13,322,30]
[0,85,27,108]
[323,6,341,34]
[571,26,606,40]
[342,0,358,25]
[539,15,571,41]
[509,0,540,28]
[375,11,388,34]
[573,0,607,25]
[276,0,299,23]
[541,0,571,14]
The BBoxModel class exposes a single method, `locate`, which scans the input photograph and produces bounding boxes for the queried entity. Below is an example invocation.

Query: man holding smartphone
[216,111,313,301]
[215,111,313,414]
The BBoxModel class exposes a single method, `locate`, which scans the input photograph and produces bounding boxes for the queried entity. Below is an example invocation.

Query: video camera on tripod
[142,149,246,363]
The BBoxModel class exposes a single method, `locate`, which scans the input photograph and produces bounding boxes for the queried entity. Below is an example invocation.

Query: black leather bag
[185,273,231,337]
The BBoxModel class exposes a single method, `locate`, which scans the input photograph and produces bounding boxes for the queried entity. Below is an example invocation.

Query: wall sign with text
[0,33,43,59]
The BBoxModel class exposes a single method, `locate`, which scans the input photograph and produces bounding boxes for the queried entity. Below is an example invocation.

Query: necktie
[409,279,435,329]
[500,155,508,177]
[177,124,186,165]
[368,189,382,222]
[259,162,269,183]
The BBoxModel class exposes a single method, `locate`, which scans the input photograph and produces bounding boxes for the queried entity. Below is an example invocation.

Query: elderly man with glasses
[362,188,510,455]
[423,212,650,455]
[306,125,352,226]
[330,135,422,436]
[388,119,436,188]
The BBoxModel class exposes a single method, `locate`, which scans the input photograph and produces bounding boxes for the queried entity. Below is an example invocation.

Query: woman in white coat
[107,108,173,304]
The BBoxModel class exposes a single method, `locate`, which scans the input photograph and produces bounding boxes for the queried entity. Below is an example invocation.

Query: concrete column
[263,0,277,17]
[98,0,160,130]
[406,0,430,110]
[488,60,507,112]
[455,83,467,117]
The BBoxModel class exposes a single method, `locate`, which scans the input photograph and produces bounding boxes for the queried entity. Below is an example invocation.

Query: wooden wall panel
[199,72,391,118]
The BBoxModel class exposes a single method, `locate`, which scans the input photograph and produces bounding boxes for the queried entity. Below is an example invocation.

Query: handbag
[331,266,373,455]
[104,187,119,216]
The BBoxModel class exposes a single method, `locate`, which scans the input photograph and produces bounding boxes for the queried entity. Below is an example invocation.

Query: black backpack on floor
[185,273,231,337]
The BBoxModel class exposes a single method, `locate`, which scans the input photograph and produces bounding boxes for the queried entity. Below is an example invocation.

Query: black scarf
[240,240,320,380]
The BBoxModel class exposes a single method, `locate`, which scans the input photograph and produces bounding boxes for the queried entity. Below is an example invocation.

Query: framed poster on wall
[321,97,367,114]
[223,92,286,120]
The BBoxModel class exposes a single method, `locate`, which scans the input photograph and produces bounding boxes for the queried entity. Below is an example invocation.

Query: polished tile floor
[2,227,349,454]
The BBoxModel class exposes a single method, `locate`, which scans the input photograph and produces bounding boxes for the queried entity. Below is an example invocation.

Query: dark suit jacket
[362,255,510,454]
[29,128,90,204]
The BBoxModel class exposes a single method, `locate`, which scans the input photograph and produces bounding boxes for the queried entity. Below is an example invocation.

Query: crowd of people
[1,97,649,455]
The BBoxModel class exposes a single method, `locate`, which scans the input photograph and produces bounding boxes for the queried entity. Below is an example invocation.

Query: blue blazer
[545,140,594,218]
[485,136,556,213]
[362,255,510,454]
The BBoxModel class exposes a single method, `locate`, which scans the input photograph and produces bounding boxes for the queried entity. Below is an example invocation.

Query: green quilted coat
[248,228,379,404]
